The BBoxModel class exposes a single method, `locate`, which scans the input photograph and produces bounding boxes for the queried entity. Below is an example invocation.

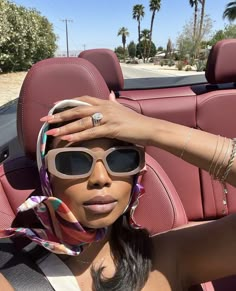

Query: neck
[60,226,112,268]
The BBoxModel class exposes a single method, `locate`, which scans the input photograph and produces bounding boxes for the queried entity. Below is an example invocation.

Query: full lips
[83,195,117,214]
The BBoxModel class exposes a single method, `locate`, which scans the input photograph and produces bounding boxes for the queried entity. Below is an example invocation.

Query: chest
[74,265,184,291]
[141,269,185,291]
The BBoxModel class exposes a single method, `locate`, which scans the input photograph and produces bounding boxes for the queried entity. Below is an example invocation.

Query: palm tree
[147,0,161,59]
[117,27,129,62]
[223,1,236,21]
[189,0,199,40]
[198,0,205,41]
[140,29,150,62]
[132,4,145,54]
[191,0,205,58]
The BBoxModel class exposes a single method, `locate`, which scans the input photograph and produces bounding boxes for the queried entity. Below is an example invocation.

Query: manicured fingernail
[45,128,59,136]
[40,115,54,122]
[60,135,73,141]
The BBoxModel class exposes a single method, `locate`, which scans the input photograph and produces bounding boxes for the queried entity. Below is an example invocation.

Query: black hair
[46,106,153,290]
[91,215,152,291]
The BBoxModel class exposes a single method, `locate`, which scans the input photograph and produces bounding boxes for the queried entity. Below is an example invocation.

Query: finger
[109,91,119,103]
[41,105,101,123]
[46,116,93,136]
[60,125,113,143]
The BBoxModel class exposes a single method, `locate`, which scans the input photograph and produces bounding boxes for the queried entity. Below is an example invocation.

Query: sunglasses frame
[45,146,145,179]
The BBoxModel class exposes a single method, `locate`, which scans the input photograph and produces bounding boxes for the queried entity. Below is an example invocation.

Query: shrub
[196,60,206,72]
[168,59,175,67]
[185,65,192,71]
[176,61,184,71]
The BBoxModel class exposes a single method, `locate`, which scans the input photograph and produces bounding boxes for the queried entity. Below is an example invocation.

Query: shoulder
[149,222,211,286]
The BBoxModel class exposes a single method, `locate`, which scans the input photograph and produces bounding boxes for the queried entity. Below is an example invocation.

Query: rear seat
[79,42,236,290]
[79,40,236,223]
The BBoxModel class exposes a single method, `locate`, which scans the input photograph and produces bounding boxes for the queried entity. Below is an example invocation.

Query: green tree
[136,40,156,60]
[132,4,145,56]
[128,41,136,59]
[208,24,236,46]
[223,1,236,21]
[114,46,128,60]
[117,27,129,62]
[0,0,57,72]
[176,14,213,60]
[147,0,161,58]
[140,29,151,62]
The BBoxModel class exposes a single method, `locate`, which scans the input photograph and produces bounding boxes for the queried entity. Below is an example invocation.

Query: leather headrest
[205,39,236,84]
[134,154,187,234]
[17,57,110,160]
[79,49,124,91]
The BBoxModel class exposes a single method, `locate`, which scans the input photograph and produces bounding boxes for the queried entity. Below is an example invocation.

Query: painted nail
[60,135,73,141]
[40,115,54,122]
[45,128,59,136]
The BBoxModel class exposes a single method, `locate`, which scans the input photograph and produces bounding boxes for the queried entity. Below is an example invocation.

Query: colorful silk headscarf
[0,100,145,256]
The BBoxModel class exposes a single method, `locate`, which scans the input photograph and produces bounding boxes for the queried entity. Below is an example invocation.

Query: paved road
[121,64,172,78]
[121,64,206,88]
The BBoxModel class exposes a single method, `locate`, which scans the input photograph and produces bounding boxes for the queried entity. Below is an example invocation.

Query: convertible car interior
[0,38,236,290]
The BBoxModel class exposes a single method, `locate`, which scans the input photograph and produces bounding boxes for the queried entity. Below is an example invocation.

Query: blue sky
[13,0,231,52]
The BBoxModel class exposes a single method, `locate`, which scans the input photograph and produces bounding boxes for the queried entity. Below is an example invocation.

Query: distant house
[155,52,166,58]
[152,51,166,64]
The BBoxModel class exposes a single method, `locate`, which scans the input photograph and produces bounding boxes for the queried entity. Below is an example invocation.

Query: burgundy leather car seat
[80,48,203,220]
[197,39,236,219]
[77,43,236,290]
[79,48,124,92]
[0,57,188,232]
[196,39,236,290]
[79,42,236,222]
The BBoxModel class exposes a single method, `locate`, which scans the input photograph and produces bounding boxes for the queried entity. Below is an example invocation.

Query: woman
[40,94,236,289]
[2,97,236,291]
[1,99,150,291]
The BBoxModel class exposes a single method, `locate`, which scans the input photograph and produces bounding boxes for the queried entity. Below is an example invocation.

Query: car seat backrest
[205,39,236,84]
[17,57,110,160]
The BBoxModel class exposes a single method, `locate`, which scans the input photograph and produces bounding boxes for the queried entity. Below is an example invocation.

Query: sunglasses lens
[106,149,140,173]
[55,151,93,175]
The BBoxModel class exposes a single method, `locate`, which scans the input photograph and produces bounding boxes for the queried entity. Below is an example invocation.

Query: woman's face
[49,138,133,229]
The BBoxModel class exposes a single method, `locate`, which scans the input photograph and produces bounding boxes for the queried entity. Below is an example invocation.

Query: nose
[88,161,112,188]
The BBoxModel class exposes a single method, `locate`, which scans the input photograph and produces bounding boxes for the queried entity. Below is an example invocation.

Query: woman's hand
[40,93,152,146]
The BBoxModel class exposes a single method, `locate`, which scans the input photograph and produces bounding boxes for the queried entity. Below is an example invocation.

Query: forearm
[146,117,236,187]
